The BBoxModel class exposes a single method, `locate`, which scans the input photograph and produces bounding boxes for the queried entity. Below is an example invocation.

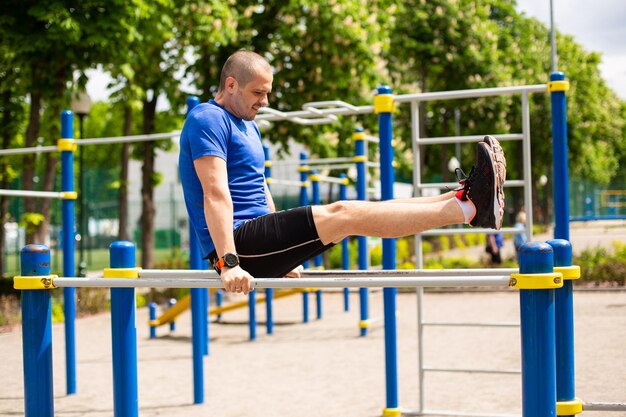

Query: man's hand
[284,265,304,278]
[220,265,255,295]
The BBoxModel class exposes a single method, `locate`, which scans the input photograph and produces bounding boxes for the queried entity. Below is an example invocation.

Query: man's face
[231,70,273,121]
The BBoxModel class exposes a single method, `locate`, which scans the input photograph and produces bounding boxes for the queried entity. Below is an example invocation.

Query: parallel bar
[420,227,520,236]
[52,275,511,289]
[422,321,519,328]
[74,131,179,146]
[423,367,521,375]
[0,145,57,156]
[404,409,520,417]
[416,133,522,145]
[416,180,524,190]
[138,268,516,279]
[584,402,626,411]
[0,189,67,199]
[395,84,547,103]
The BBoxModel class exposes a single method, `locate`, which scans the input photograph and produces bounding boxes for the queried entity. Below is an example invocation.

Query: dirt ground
[1,287,625,417]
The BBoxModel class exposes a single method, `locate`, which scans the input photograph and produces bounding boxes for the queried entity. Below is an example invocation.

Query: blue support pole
[340,173,350,312]
[263,144,274,335]
[376,86,400,416]
[109,241,138,417]
[518,242,557,417]
[299,152,310,323]
[20,244,54,417]
[216,290,224,321]
[187,96,205,404]
[547,239,577,416]
[60,110,77,395]
[249,289,257,341]
[354,128,370,337]
[149,302,157,339]
[168,298,176,332]
[549,72,570,241]
[311,169,323,320]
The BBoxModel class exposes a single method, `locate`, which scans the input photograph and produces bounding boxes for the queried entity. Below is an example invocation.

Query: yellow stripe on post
[352,131,365,141]
[297,166,309,173]
[13,275,58,290]
[556,397,584,415]
[509,272,563,289]
[547,80,570,92]
[62,191,78,200]
[382,407,402,417]
[103,267,140,279]
[57,138,77,152]
[374,94,395,114]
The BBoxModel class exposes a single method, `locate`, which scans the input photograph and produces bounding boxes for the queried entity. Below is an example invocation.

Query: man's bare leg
[312,199,464,245]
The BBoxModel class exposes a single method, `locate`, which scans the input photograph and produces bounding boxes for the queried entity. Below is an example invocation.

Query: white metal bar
[419,226,520,236]
[423,367,521,375]
[0,145,58,156]
[139,268,516,279]
[415,133,523,145]
[76,131,180,145]
[52,275,511,289]
[416,180,524,190]
[422,321,519,328]
[521,92,534,242]
[268,179,303,187]
[395,84,547,103]
[313,175,349,185]
[0,189,66,199]
[584,402,626,412]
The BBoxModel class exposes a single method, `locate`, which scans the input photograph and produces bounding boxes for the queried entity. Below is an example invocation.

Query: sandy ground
[1,288,625,417]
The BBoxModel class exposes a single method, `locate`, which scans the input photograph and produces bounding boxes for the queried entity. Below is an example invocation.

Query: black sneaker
[455,136,506,229]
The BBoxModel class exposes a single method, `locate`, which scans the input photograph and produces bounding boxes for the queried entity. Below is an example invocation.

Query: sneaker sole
[480,138,505,229]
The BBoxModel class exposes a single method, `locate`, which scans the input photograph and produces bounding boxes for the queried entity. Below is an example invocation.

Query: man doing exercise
[179,50,507,294]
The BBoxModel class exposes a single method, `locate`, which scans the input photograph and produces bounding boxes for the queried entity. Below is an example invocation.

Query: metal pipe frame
[0,189,69,199]
[51,275,511,289]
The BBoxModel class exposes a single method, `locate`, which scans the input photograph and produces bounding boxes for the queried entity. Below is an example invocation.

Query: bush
[576,241,626,286]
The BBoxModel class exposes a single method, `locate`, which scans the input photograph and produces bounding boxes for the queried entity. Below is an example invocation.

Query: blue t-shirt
[179,100,271,258]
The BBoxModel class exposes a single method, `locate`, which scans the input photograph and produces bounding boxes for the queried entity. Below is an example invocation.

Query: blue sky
[86,2,626,102]
[516,0,626,99]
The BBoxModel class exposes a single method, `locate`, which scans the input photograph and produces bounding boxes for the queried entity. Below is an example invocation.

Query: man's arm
[194,155,254,294]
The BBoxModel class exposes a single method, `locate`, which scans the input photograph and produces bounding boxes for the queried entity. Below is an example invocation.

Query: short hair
[218,50,271,92]
[516,210,527,223]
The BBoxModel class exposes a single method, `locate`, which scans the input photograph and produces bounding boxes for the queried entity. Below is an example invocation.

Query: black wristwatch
[215,252,239,271]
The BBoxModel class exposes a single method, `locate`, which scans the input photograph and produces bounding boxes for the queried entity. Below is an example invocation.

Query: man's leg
[312,198,464,245]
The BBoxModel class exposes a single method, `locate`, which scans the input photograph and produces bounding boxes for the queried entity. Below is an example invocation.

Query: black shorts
[207,206,334,278]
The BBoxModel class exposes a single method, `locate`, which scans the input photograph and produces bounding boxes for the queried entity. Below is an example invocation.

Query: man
[179,50,506,295]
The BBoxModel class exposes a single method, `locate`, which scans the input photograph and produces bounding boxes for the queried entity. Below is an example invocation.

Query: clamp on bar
[554,265,581,280]
[309,174,320,181]
[62,191,78,200]
[353,156,367,163]
[14,275,58,290]
[509,272,563,289]
[547,80,570,92]
[103,267,140,279]
[57,139,77,152]
[297,166,309,172]
[556,397,584,415]
[264,161,272,167]
[352,131,365,141]
[265,178,272,185]
[374,94,395,113]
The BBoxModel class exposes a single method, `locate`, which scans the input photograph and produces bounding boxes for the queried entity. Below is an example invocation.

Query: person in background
[513,209,528,260]
[486,232,504,264]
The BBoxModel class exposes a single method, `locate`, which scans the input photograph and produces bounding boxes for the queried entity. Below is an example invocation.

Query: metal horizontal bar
[403,408,520,417]
[139,267,516,279]
[395,84,547,103]
[584,402,626,412]
[416,180,524,189]
[419,226,520,236]
[256,105,374,123]
[52,275,511,289]
[313,176,349,185]
[77,131,180,145]
[0,189,66,199]
[423,367,521,375]
[415,133,523,146]
[268,179,303,187]
[0,145,58,156]
[422,321,519,328]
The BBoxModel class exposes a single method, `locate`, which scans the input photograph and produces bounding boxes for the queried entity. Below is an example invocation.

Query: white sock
[454,197,476,224]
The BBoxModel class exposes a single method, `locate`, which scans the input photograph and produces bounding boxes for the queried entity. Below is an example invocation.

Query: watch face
[224,253,239,267]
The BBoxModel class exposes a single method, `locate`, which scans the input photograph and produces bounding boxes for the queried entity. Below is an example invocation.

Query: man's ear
[225,76,237,92]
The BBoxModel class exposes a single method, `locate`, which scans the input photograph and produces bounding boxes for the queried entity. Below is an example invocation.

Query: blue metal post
[216,290,224,321]
[187,96,205,404]
[376,85,399,415]
[20,244,54,417]
[300,152,310,323]
[263,144,274,335]
[311,169,323,320]
[518,242,557,417]
[248,288,257,341]
[60,110,77,395]
[340,173,350,312]
[149,302,157,339]
[109,241,138,417]
[550,72,570,241]
[354,128,369,337]
[547,239,576,415]
[168,298,176,332]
